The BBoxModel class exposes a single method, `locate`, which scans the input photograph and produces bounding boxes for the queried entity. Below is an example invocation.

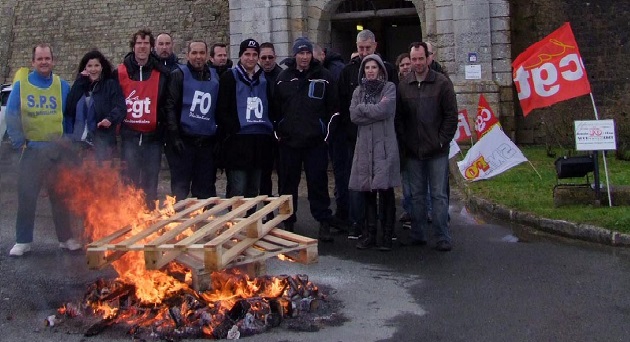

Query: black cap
[239,38,260,57]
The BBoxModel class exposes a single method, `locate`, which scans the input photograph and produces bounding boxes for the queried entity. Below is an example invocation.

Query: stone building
[0,0,628,147]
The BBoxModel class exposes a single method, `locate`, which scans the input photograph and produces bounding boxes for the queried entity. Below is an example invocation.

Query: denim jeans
[227,169,261,198]
[278,142,332,223]
[400,165,411,214]
[401,165,432,215]
[406,154,450,243]
[15,147,73,243]
[121,135,162,209]
[165,140,217,201]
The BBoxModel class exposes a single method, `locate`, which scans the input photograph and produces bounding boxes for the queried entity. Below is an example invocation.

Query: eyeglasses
[260,56,275,60]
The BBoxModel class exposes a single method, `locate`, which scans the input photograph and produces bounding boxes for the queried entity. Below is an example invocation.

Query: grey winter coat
[348,54,401,192]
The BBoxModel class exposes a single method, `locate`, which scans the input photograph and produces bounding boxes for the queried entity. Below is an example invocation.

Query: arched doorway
[328,0,422,64]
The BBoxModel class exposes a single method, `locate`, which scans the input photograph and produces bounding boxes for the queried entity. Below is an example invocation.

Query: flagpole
[589,92,613,207]
[527,161,543,180]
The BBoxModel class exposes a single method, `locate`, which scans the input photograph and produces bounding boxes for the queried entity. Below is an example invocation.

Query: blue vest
[231,68,273,135]
[179,64,219,136]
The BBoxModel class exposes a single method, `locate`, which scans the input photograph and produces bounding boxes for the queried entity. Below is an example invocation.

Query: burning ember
[58,269,323,339]
[49,159,330,339]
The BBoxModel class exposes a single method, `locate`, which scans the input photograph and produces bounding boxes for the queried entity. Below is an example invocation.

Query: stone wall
[510,0,630,149]
[1,0,229,83]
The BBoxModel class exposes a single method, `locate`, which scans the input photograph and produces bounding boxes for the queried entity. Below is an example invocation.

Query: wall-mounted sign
[468,52,478,63]
[465,64,481,80]
[574,119,616,151]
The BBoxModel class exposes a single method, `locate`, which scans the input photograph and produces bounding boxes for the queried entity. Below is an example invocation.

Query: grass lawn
[459,146,630,234]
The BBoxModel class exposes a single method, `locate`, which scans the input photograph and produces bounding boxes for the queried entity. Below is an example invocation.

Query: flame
[54,159,193,305]
[201,270,287,309]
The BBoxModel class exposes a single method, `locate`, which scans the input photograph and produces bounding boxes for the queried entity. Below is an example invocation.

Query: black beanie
[239,38,260,57]
[292,37,313,55]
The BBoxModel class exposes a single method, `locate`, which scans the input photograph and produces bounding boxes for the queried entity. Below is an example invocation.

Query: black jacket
[272,58,338,149]
[395,69,458,160]
[164,62,217,145]
[216,64,274,170]
[209,59,233,77]
[156,52,180,72]
[337,55,398,144]
[112,52,170,141]
[64,76,126,142]
[322,49,345,81]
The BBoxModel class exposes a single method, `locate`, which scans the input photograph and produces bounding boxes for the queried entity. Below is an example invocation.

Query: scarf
[361,78,385,104]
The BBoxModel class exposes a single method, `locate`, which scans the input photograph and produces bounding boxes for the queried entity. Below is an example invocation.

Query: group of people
[4,28,458,257]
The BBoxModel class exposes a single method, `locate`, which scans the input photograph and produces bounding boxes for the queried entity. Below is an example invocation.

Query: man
[258,42,283,200]
[314,44,344,81]
[216,39,273,199]
[272,37,337,242]
[5,43,81,256]
[164,40,219,201]
[209,43,233,76]
[114,29,170,209]
[426,41,449,77]
[337,29,398,239]
[259,42,283,83]
[154,32,179,71]
[395,42,458,252]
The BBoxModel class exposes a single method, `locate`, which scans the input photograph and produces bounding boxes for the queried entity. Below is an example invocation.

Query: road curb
[464,193,630,247]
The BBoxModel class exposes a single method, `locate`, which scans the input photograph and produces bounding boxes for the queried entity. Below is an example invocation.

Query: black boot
[318,221,333,242]
[379,189,396,251]
[356,224,376,249]
[357,195,377,249]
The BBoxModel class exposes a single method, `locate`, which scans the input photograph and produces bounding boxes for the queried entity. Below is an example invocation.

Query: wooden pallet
[86,195,317,277]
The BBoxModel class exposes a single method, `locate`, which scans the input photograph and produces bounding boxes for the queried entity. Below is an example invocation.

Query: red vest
[118,66,160,133]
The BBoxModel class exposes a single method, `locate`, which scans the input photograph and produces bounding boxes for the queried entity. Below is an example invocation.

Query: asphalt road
[1,155,629,342]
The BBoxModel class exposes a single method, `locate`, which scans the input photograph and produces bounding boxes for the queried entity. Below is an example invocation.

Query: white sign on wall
[574,119,616,151]
[465,64,481,80]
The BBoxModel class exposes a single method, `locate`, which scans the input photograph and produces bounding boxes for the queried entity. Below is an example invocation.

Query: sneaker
[401,221,411,230]
[392,231,398,241]
[59,238,82,251]
[435,240,452,252]
[347,224,362,240]
[9,243,32,256]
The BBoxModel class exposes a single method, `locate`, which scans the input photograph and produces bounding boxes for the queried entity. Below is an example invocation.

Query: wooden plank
[252,240,283,252]
[260,235,299,248]
[146,198,235,247]
[268,228,318,245]
[87,226,132,248]
[202,196,269,247]
[244,196,291,237]
[174,196,252,246]
[115,198,220,248]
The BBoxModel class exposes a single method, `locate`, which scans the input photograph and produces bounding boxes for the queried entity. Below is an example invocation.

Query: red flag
[454,109,473,142]
[475,94,500,139]
[512,22,591,116]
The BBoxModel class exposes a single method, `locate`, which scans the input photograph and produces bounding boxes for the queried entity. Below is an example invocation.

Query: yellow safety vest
[19,74,63,141]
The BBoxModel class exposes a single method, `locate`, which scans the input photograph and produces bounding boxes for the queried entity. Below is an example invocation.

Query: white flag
[449,139,460,159]
[457,125,528,181]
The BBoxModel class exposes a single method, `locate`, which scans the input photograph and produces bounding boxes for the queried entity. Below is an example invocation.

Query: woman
[349,54,400,251]
[64,50,125,162]
[395,52,411,79]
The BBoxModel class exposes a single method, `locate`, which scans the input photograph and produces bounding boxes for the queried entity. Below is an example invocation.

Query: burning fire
[54,158,323,339]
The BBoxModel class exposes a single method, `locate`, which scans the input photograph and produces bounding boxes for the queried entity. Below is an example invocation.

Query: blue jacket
[6,71,70,148]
